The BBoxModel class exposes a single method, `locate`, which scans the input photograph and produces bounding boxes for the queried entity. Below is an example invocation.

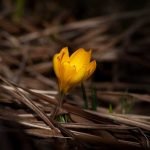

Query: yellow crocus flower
[53,47,96,93]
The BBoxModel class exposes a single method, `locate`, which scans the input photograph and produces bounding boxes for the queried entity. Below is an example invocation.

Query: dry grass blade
[0,81,149,149]
[19,8,150,43]
[98,91,150,103]
[2,80,149,148]
[0,76,75,138]
[0,76,56,131]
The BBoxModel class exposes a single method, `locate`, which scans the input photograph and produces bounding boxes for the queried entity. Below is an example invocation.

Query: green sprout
[91,86,98,111]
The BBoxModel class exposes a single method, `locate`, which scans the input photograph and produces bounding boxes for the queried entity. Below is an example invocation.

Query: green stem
[51,91,65,119]
[109,104,113,113]
[81,82,88,109]
[13,0,26,23]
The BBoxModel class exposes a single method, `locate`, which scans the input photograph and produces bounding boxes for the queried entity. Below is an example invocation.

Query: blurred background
[0,0,150,150]
[0,0,150,90]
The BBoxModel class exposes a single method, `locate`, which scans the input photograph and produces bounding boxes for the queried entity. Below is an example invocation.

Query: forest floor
[0,1,150,150]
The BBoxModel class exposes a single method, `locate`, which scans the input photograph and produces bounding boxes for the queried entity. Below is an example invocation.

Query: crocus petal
[53,47,69,79]
[53,54,61,78]
[70,48,91,70]
[59,62,76,93]
[84,60,96,80]
[70,66,86,84]
[58,47,69,63]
